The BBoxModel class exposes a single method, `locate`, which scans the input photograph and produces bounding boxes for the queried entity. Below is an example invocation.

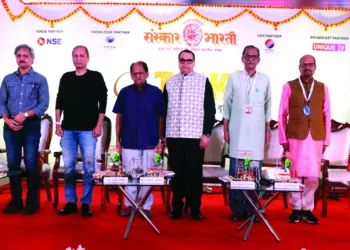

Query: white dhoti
[122,148,155,210]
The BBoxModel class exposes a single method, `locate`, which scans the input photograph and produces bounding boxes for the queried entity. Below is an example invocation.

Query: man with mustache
[278,54,331,224]
[113,61,165,219]
[0,44,49,215]
[55,45,108,218]
[223,45,272,221]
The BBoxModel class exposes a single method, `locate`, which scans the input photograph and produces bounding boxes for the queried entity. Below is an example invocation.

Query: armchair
[316,119,350,217]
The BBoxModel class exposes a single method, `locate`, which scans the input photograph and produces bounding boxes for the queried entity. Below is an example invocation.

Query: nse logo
[37,37,62,46]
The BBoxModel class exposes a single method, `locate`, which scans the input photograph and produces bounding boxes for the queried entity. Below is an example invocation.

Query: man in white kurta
[223,45,272,221]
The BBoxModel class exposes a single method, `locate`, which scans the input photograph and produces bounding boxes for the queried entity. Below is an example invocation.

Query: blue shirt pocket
[6,82,17,98]
[25,82,39,100]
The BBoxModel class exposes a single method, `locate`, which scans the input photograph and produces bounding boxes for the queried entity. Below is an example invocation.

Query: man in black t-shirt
[55,45,108,218]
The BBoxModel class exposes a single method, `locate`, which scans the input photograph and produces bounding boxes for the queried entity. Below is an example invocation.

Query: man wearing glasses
[223,45,272,221]
[278,55,331,224]
[113,61,165,219]
[164,50,216,220]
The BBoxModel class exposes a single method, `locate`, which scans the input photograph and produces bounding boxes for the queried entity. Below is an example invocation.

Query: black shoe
[119,206,133,217]
[230,213,244,222]
[58,202,78,216]
[242,212,250,219]
[141,209,152,219]
[82,204,92,218]
[2,200,23,214]
[169,209,182,220]
[184,204,190,214]
[288,210,301,223]
[23,201,40,215]
[191,212,202,220]
[254,216,261,222]
[302,210,319,224]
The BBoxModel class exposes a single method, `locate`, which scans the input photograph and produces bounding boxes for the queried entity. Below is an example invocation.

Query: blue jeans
[229,157,262,214]
[3,119,41,203]
[61,130,97,205]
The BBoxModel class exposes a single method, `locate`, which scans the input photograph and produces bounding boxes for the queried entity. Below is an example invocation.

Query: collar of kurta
[180,71,195,77]
[132,82,149,91]
[243,69,257,79]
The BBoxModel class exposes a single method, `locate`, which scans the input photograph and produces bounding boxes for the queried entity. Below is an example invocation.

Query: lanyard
[298,77,314,103]
[242,71,257,104]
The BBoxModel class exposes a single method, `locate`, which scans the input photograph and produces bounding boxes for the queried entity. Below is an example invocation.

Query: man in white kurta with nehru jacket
[223,45,272,221]
[164,49,216,221]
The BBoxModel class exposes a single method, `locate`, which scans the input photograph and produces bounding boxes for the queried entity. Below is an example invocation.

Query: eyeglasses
[179,59,194,64]
[131,72,145,76]
[300,63,315,68]
[243,54,259,60]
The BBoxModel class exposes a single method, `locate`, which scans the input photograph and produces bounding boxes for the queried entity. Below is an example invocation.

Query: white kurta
[223,70,272,161]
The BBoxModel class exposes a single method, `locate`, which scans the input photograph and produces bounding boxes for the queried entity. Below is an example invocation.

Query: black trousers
[167,138,205,214]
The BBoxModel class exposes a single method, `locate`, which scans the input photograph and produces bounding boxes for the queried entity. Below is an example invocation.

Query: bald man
[278,55,331,224]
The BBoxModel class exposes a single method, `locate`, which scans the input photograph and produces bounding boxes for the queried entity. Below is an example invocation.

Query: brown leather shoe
[119,206,132,217]
[141,209,152,219]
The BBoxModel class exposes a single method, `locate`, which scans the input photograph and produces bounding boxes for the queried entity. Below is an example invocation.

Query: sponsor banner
[312,43,346,51]
[0,8,349,156]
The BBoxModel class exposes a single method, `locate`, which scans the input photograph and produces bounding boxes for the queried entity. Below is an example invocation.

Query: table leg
[122,186,142,239]
[124,204,137,239]
[137,187,160,233]
[238,217,252,231]
[119,186,160,239]
[243,214,256,241]
[243,191,281,242]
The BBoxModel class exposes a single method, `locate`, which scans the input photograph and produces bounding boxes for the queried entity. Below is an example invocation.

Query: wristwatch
[24,112,29,118]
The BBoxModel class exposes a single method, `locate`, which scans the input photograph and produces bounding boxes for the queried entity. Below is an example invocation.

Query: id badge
[246,105,252,114]
[303,105,311,115]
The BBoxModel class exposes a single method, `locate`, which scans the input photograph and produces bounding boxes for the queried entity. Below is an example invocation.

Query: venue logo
[37,37,45,46]
[312,43,346,52]
[183,19,204,47]
[37,37,62,46]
